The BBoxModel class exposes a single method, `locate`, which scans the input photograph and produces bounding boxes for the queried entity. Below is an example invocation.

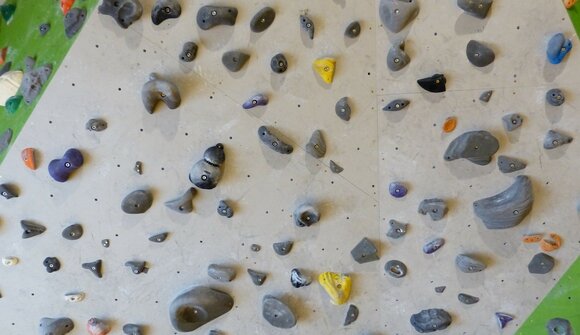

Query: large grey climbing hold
[64,8,86,38]
[247,269,267,286]
[544,130,573,149]
[497,155,526,173]
[479,90,493,102]
[169,286,234,332]
[502,113,523,132]
[379,0,419,33]
[0,128,12,152]
[444,130,499,165]
[273,241,293,255]
[345,21,361,38]
[385,260,407,278]
[141,73,181,114]
[293,204,320,227]
[222,50,249,72]
[82,259,103,278]
[98,0,143,29]
[383,99,410,111]
[335,97,351,121]
[546,88,565,106]
[418,199,448,221]
[165,188,196,213]
[270,53,287,73]
[299,15,314,39]
[62,224,83,240]
[258,126,293,154]
[21,220,46,238]
[122,323,144,335]
[151,0,181,25]
[350,237,379,264]
[149,232,168,243]
[305,129,326,158]
[466,40,495,67]
[125,261,148,274]
[473,175,534,229]
[290,268,312,287]
[121,190,153,214]
[262,295,297,329]
[546,318,573,335]
[457,0,493,19]
[387,219,408,238]
[528,252,555,274]
[39,23,51,36]
[387,40,410,71]
[343,304,359,326]
[329,160,344,174]
[458,293,480,305]
[197,5,238,30]
[0,183,17,199]
[21,57,52,105]
[410,309,452,333]
[179,42,198,62]
[455,254,486,273]
[217,200,234,218]
[189,143,226,190]
[85,118,107,131]
[208,264,236,282]
[39,317,74,335]
[250,7,275,33]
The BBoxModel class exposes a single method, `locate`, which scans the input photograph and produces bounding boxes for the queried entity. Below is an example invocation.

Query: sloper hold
[458,293,480,305]
[335,97,351,121]
[189,143,225,189]
[387,40,410,71]
[149,232,168,243]
[222,50,250,72]
[262,295,297,328]
[247,269,267,286]
[0,183,17,199]
[179,41,198,62]
[82,260,103,278]
[208,264,236,282]
[141,73,181,113]
[250,7,275,33]
[383,99,410,111]
[273,241,293,255]
[87,318,111,335]
[329,160,344,173]
[293,204,320,227]
[39,317,74,335]
[313,58,336,84]
[473,175,533,229]
[125,260,148,274]
[169,286,234,332]
[62,224,83,240]
[151,0,181,25]
[270,53,287,73]
[242,93,268,109]
[544,130,573,149]
[379,0,419,33]
[466,40,495,67]
[258,126,293,154]
[546,88,565,106]
[547,33,572,64]
[0,128,12,153]
[343,304,359,326]
[410,309,452,333]
[418,199,448,221]
[497,155,526,173]
[21,220,46,238]
[444,130,499,165]
[290,268,312,287]
[479,90,493,102]
[21,57,52,104]
[64,8,86,38]
[121,190,153,214]
[417,74,446,93]
[86,118,107,131]
[455,254,486,273]
[305,129,326,158]
[350,237,379,264]
[122,324,144,335]
[345,21,361,38]
[457,0,493,19]
[197,5,237,30]
[49,148,84,182]
[217,200,234,218]
[318,272,351,305]
[502,113,523,131]
[528,252,555,274]
[299,15,315,39]
[387,219,408,238]
[165,188,196,213]
[546,318,573,335]
[98,0,143,29]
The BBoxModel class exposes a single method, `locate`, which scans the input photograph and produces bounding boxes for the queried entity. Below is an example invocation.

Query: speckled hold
[189,143,226,189]
[208,264,236,282]
[149,232,168,243]
[122,324,144,335]
[169,286,234,332]
[222,50,250,72]
[458,293,480,305]
[444,130,499,165]
[546,318,573,335]
[547,33,572,64]
[258,126,293,154]
[502,113,523,131]
[335,97,352,121]
[21,57,52,104]
[62,224,83,240]
[379,0,419,33]
[250,7,275,33]
[418,199,448,221]
[455,254,486,273]
[544,130,573,149]
[273,241,293,255]
[385,260,407,278]
[387,40,410,71]
[329,160,344,173]
[86,118,107,131]
[290,268,312,287]
[217,200,234,218]
[49,148,84,182]
[262,295,297,329]
[350,237,379,264]
[141,73,181,113]
[197,5,238,30]
[299,14,314,39]
[125,261,148,274]
[479,90,493,102]
[388,182,408,198]
[387,219,408,238]
[39,317,74,335]
[82,260,103,278]
[293,204,320,227]
[466,40,495,67]
[546,88,565,106]
[165,188,196,213]
[528,252,555,274]
[134,161,143,174]
[383,99,410,111]
[423,238,445,254]
[417,74,446,93]
[179,42,198,62]
[410,309,452,333]
[495,312,514,329]
[43,257,61,273]
[121,190,153,214]
[0,128,12,153]
[0,183,17,199]
[21,220,46,238]
[243,93,268,109]
[39,23,50,36]
[270,53,288,73]
[87,318,111,335]
[98,0,143,29]
[305,129,326,158]
[151,0,181,25]
[497,155,526,173]
[64,8,86,38]
[345,21,361,38]
[344,304,359,326]
[457,0,493,19]
[247,269,267,286]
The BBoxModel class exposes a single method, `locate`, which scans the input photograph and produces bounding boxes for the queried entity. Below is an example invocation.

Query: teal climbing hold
[0,4,16,22]
[5,95,21,113]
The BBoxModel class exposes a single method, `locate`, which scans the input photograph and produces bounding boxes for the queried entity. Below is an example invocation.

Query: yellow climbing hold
[313,58,336,84]
[318,271,351,305]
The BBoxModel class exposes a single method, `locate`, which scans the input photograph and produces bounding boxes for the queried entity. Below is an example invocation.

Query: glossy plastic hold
[293,204,320,227]
[335,97,352,121]
[39,317,74,335]
[457,0,493,18]
[243,93,268,109]
[21,57,52,104]
[169,286,234,332]
[121,190,153,214]
[544,130,573,149]
[39,23,50,36]
[189,143,226,189]
[197,5,237,30]
[208,264,236,282]
[547,33,572,64]
[389,182,408,198]
[546,318,573,335]
[122,324,144,335]
[305,129,326,158]
[82,260,103,278]
[528,252,555,274]
[179,41,198,62]
[383,99,410,112]
[273,241,293,255]
[151,0,181,25]
[497,155,526,173]
[540,233,562,252]
[2,256,18,266]
[64,292,85,303]
[385,260,407,278]
[495,312,514,329]
[149,232,168,243]
[64,8,86,38]
[98,0,143,29]
[423,238,445,254]
[48,148,84,182]
[0,128,11,153]
[345,21,361,38]
[5,95,22,113]
[418,198,448,221]
[546,88,566,106]
[410,309,452,333]
[466,40,495,67]
[523,234,543,243]
[387,40,410,71]
[344,304,359,326]
[62,224,83,240]
[455,254,486,273]
[222,50,250,72]
[479,90,493,102]
[299,14,315,39]
[86,118,107,131]
[43,257,61,273]
[319,272,352,305]
[125,261,148,274]
[290,268,312,287]
[250,7,275,33]
[258,126,293,154]
[0,183,17,199]
[141,73,181,113]
[442,116,458,133]
[458,293,480,305]
[350,237,379,264]
[217,200,234,218]
[379,0,419,33]
[87,318,111,335]
[329,160,344,173]
[387,219,408,238]
[417,73,446,93]
[165,188,196,213]
[270,53,287,73]
[247,269,267,286]
[444,130,499,165]
[262,295,297,329]
[21,220,46,238]
[313,58,336,84]
[502,113,523,131]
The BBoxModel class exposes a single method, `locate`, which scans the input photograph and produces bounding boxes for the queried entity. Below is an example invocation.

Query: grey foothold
[222,50,250,72]
[21,57,52,105]
[21,220,46,238]
[444,130,499,165]
[64,8,87,38]
[423,238,445,254]
[434,286,446,293]
[379,0,419,33]
[345,21,361,38]
[387,219,408,238]
[250,244,261,252]
[273,241,293,255]
[546,318,574,335]
[479,90,493,102]
[528,252,555,274]
[39,317,74,335]
[189,143,225,190]
[293,204,320,227]
[383,98,410,111]
[149,232,168,243]
[502,113,523,132]
[121,190,153,214]
[0,183,17,199]
[335,97,351,121]
[262,295,297,329]
[497,155,526,173]
[125,260,148,274]
[385,260,407,278]
[455,254,486,273]
[473,175,534,229]
[343,304,359,326]
[544,130,573,149]
[85,118,107,131]
[134,161,143,174]
[466,40,495,67]
[101,239,110,248]
[546,88,566,106]
[43,257,61,273]
[299,15,315,39]
[258,126,293,154]
[305,129,326,158]
[387,40,410,71]
[208,330,222,335]
[122,323,144,335]
[179,42,198,62]
[250,7,275,33]
[350,237,379,264]
[217,200,234,218]
[410,309,452,333]
[98,0,143,28]
[197,5,238,30]
[165,188,196,213]
[151,0,181,25]
[142,73,181,114]
[290,268,312,287]
[169,286,234,332]
[457,0,493,19]
[208,264,236,282]
[0,128,12,152]
[418,199,448,221]
[247,268,267,286]
[62,224,83,240]
[458,293,480,305]
[270,53,288,73]
[329,160,344,173]
[39,23,51,36]
[82,259,103,278]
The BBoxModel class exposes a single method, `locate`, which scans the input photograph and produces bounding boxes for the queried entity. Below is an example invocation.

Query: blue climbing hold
[495,312,514,329]
[388,182,408,198]
[546,33,572,64]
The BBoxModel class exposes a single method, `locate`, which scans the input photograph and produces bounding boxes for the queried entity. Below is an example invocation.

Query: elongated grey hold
[335,97,351,121]
[546,318,573,335]
[457,0,493,18]
[344,304,359,326]
[39,317,74,335]
[502,113,523,132]
[329,160,344,173]
[351,237,379,264]
[197,5,238,30]
[345,21,361,38]
[217,200,234,218]
[299,15,314,39]
[179,42,198,62]
[270,53,287,73]
[222,50,250,72]
[165,188,196,213]
[169,286,234,332]
[546,88,565,106]
[385,260,407,278]
[383,99,410,111]
[142,73,181,113]
[423,238,445,254]
[86,118,107,131]
[497,155,526,173]
[258,126,293,154]
[62,224,83,240]
[544,130,573,149]
[209,330,222,335]
[21,57,52,105]
[455,254,486,273]
[458,293,480,305]
[122,323,144,335]
[208,264,236,282]
[247,269,267,286]
[0,183,17,199]
[387,40,410,71]
[479,90,493,102]
[262,295,297,328]
[250,7,275,33]
[466,40,495,67]
[82,260,103,278]
[151,0,181,25]
[473,175,533,229]
[39,23,51,36]
[273,241,293,255]
[134,161,143,175]
[189,143,225,190]
[0,128,12,152]
[125,261,148,274]
[64,8,86,38]
[290,268,312,287]
[379,0,419,33]
[444,130,499,165]
[305,129,326,158]
[528,252,555,274]
[149,232,168,243]
[21,220,46,239]
[121,190,153,214]
[418,199,448,221]
[410,309,452,333]
[98,0,143,29]
[387,219,408,238]
[293,204,320,227]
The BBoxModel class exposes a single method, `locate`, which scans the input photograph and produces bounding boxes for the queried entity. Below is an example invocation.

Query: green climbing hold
[5,95,21,113]
[0,4,16,22]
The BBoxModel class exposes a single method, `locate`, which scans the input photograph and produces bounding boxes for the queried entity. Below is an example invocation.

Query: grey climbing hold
[62,224,83,240]
[151,0,181,25]
[208,264,236,282]
[546,88,565,106]
[39,23,50,36]
[544,130,573,149]
[122,323,144,335]
[290,268,312,287]
[242,93,268,109]
[273,241,293,255]
[335,97,351,121]
[546,318,573,335]
[217,200,234,218]
[121,190,153,214]
[64,8,86,38]
[350,237,379,264]
[293,204,320,227]
[410,309,452,333]
[479,90,493,102]
[473,175,534,229]
[179,42,198,62]
[457,0,493,19]
[258,126,293,154]
[98,0,143,29]
[85,118,107,131]
[270,53,288,73]
[262,295,297,329]
[444,130,499,165]
[82,260,103,278]
[418,199,448,221]
[383,99,410,111]
[387,40,410,71]
[101,239,110,248]
[458,293,480,305]
[21,57,52,105]
[189,143,225,190]
[222,50,250,72]
[0,183,17,199]
[434,286,446,293]
[299,14,314,39]
[329,160,344,173]
[149,232,168,243]
[528,252,555,274]
[423,238,445,254]
[497,155,526,173]
[387,219,408,238]
[125,260,148,274]
[165,188,196,213]
[344,304,359,326]
[208,330,222,335]
[197,5,238,30]
[250,244,261,252]
[385,260,407,278]
[169,286,234,332]
[455,254,486,273]
[379,0,419,33]
[21,220,46,238]
[0,128,12,152]
[134,161,143,175]
[345,21,361,38]
[247,269,267,286]
[502,113,523,132]
[141,73,181,113]
[305,129,326,158]
[250,7,275,33]
[466,40,495,67]
[39,317,74,335]
[43,257,61,273]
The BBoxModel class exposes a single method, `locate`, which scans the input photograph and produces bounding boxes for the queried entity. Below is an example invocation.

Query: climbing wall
[0,0,579,334]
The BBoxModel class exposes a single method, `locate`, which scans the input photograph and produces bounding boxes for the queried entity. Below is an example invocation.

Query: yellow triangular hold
[313,58,336,84]
[318,271,351,305]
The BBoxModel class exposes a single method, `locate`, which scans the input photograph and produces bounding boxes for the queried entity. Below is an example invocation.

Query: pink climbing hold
[86,318,111,335]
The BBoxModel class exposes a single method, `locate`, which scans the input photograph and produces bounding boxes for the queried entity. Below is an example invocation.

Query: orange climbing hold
[21,147,37,170]
[540,233,562,252]
[564,0,576,9]
[522,234,543,243]
[0,47,7,65]
[61,0,75,15]
[442,116,457,133]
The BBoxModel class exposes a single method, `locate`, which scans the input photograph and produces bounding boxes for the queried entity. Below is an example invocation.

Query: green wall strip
[568,3,580,35]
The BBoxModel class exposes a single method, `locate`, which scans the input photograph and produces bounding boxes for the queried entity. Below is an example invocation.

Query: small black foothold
[101,239,110,248]
[343,304,359,326]
[179,42,198,62]
[434,286,446,293]
[250,244,261,252]
[0,183,18,199]
[344,21,361,38]
[43,257,61,273]
[39,23,51,36]
[82,259,103,278]
[417,74,447,93]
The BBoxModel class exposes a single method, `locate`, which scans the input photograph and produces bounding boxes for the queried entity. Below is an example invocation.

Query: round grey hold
[122,323,144,335]
[62,224,83,240]
[270,53,288,73]
[528,252,555,274]
[335,97,351,121]
[262,295,297,328]
[250,7,275,33]
[121,190,153,214]
[546,88,565,106]
[385,260,407,278]
[217,200,234,218]
[39,317,74,335]
[85,118,107,131]
[344,21,361,38]
[466,40,495,67]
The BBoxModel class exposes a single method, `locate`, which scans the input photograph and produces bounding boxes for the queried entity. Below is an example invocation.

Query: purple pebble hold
[48,148,84,182]
[422,238,445,254]
[388,182,407,198]
[242,94,268,109]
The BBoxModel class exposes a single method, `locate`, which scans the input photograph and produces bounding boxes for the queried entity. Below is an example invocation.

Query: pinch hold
[318,272,352,305]
[189,143,226,189]
[242,93,268,109]
[151,0,181,25]
[141,73,181,114]
[313,58,336,84]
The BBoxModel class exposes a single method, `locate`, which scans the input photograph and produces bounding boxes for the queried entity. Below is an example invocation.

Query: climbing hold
[49,148,84,182]
[197,5,237,30]
[379,0,419,33]
[64,292,85,302]
[345,21,361,38]
[417,74,446,93]
[0,71,23,106]
[273,241,293,255]
[387,219,408,238]
[305,129,326,158]
[262,295,297,328]
[60,0,75,15]
[455,254,486,273]
[82,260,103,278]
[242,93,268,109]
[384,260,407,278]
[290,268,312,287]
[250,244,261,252]
[134,161,142,175]
[1,256,18,266]
[495,312,514,329]
[458,293,480,305]
[270,53,288,73]
[523,234,543,244]
[479,90,493,102]
[387,40,411,71]
[546,88,566,106]
[149,232,168,243]
[64,8,86,38]
[388,182,408,198]
[544,130,573,149]
[125,261,148,274]
[39,317,74,335]
[382,99,410,112]
[39,23,51,36]
[497,155,526,173]
[540,233,562,252]
[151,0,181,25]
[222,50,250,72]
[208,330,222,335]
[121,190,153,214]
[258,126,293,154]
[101,239,110,248]
[0,4,16,22]
[350,237,379,264]
[300,14,315,39]
[466,40,495,67]
[0,183,17,199]
[0,128,12,153]
[313,58,336,84]
[318,272,352,305]
[62,224,83,240]
[457,0,493,18]
[208,264,236,282]
[5,95,22,113]
[0,51,7,68]
[122,324,144,335]
[165,188,196,213]
[546,318,573,335]
[250,7,275,33]
[528,253,555,274]
[410,309,452,333]
[247,269,267,286]
[141,73,181,113]
[43,257,61,273]
[418,199,448,221]
[87,318,111,335]
[329,160,344,173]
[98,0,143,29]
[85,118,107,132]
[179,41,198,62]
[170,286,234,332]
[189,143,226,189]
[21,57,52,104]
[434,286,446,293]
[547,33,572,64]
[293,204,320,227]
[217,200,234,218]
[21,220,46,238]
[343,304,359,326]
[502,113,523,132]
[442,116,457,133]
[335,97,352,121]
[423,238,445,254]
[444,130,499,165]
[565,0,577,8]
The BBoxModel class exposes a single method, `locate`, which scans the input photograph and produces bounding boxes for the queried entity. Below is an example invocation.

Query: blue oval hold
[242,94,268,109]
[422,238,445,254]
[547,33,572,65]
[388,182,407,198]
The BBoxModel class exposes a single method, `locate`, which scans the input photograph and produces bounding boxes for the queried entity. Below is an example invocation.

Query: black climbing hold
[293,204,320,227]
[62,224,83,240]
[85,118,107,131]
[39,317,74,335]
[444,130,499,165]
[121,190,153,214]
[305,129,326,158]
[410,308,452,333]
[479,90,493,102]
[350,237,379,264]
[270,53,287,73]
[262,295,297,329]
[125,260,148,274]
[457,0,493,19]
[383,99,410,111]
[189,143,225,190]
[43,257,61,273]
[418,199,448,221]
[417,74,446,93]
[247,268,267,286]
[290,268,311,287]
[329,160,344,174]
[208,264,236,282]
[502,113,523,132]
[179,42,198,62]
[546,88,565,106]
[387,219,408,238]
[528,252,555,274]
[151,0,181,25]
[196,5,238,30]
[544,130,573,150]
[82,260,103,278]
[0,183,17,199]
[385,260,407,278]
[455,254,486,273]
[222,50,250,72]
[165,188,196,213]
[101,239,110,248]
[122,323,144,335]
[21,220,46,238]
[343,304,359,326]
[497,155,526,173]
[98,0,143,29]
[458,293,480,305]
[142,73,181,113]
[258,126,293,154]
[217,200,234,218]
[387,40,411,71]
[273,241,293,255]
[64,8,87,38]
[466,40,495,67]
[299,14,314,39]
[250,7,275,33]
[169,286,234,332]
[149,232,168,243]
[344,21,361,38]
[39,23,50,36]
[335,97,351,121]
[379,0,420,33]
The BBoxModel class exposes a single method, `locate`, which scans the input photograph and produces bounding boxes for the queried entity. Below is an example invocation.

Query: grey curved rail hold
[250,7,275,33]
[344,304,359,326]
[64,8,86,38]
[39,23,51,36]
[546,318,573,335]
[350,237,379,264]
[466,40,495,67]
[502,113,523,131]
[85,118,107,131]
[497,155,526,173]
[544,130,573,149]
[149,232,168,243]
[43,257,61,273]
[0,183,17,199]
[179,41,198,62]
[417,73,446,93]
[444,130,499,165]
[305,129,326,158]
[62,224,83,240]
[546,88,565,106]
[0,128,12,152]
[208,264,236,282]
[222,50,250,72]
[121,190,153,214]
[197,5,238,30]
[345,21,361,38]
[458,293,480,305]
[273,241,293,255]
[39,317,74,335]
[418,198,448,221]
[169,286,234,332]
[379,0,419,33]
[335,97,352,121]
[82,259,103,278]
[262,295,297,328]
[410,309,452,333]
[299,15,315,39]
[270,53,288,73]
[98,0,143,29]
[479,90,493,102]
[217,200,234,218]
[385,260,407,278]
[423,238,445,254]
[189,143,226,189]
[290,268,312,287]
[473,175,533,229]
[141,73,181,114]
[387,40,410,71]
[21,56,52,104]
[123,323,144,335]
[455,254,486,273]
[247,268,267,286]
[21,220,46,238]
[293,204,320,227]
[457,0,493,18]
[258,126,293,154]
[125,261,148,274]
[528,252,555,274]
[329,160,344,173]
[165,187,196,213]
[151,0,181,25]
[383,99,410,111]
[387,219,408,238]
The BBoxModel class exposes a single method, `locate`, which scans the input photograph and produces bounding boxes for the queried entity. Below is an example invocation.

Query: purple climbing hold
[242,94,268,109]
[388,182,407,198]
[496,312,514,329]
[48,148,84,182]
